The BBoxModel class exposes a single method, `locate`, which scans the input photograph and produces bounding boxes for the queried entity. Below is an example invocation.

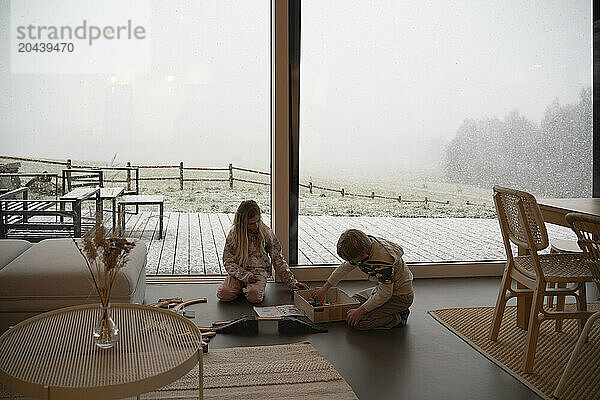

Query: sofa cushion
[0,238,146,313]
[0,239,32,271]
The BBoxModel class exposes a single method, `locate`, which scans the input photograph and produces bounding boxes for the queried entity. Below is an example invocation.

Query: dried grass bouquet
[73,221,135,306]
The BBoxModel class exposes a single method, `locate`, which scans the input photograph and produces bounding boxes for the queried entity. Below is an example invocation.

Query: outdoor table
[516,198,600,329]
[59,187,101,236]
[118,195,164,239]
[0,303,203,399]
[100,187,125,233]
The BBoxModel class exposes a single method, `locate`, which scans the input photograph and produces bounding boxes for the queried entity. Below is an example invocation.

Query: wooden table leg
[22,190,28,223]
[577,283,587,334]
[159,203,164,240]
[95,192,102,225]
[555,282,567,332]
[59,201,65,224]
[516,282,532,330]
[74,201,82,238]
[112,198,117,234]
[0,202,6,239]
[517,245,532,330]
[119,203,125,237]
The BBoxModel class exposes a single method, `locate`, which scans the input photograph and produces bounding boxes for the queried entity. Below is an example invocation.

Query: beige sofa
[0,238,146,333]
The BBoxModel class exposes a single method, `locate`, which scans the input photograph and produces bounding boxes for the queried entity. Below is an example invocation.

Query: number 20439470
[18,42,74,52]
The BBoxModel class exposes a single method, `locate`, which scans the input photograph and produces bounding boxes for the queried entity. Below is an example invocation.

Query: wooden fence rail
[232,166,270,176]
[1,155,488,207]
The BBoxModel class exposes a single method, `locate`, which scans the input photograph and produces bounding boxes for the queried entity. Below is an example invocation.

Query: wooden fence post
[229,163,234,189]
[126,162,131,192]
[309,182,313,194]
[341,188,345,197]
[180,162,184,190]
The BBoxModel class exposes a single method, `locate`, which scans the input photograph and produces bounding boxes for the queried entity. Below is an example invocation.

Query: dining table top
[515,197,600,330]
[538,197,600,227]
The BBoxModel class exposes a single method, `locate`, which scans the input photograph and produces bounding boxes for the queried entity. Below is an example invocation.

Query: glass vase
[94,303,119,349]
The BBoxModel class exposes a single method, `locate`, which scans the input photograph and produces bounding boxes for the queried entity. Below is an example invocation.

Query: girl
[217,200,308,303]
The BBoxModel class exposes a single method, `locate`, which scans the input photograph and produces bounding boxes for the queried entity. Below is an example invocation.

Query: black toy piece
[211,315,328,335]
[277,316,328,334]
[211,315,259,334]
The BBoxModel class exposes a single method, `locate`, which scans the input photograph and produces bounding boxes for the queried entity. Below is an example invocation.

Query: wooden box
[294,288,360,323]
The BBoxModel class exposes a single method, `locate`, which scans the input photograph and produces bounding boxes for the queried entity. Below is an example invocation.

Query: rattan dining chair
[489,186,593,373]
[553,212,600,398]
[548,240,582,332]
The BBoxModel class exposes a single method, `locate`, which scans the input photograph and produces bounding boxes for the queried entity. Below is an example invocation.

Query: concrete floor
[146,277,600,400]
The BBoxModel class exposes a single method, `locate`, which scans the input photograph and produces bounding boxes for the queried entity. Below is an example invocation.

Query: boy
[312,229,413,330]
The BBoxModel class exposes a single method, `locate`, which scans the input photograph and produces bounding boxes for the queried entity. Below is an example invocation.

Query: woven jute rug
[429,304,600,400]
[0,341,357,400]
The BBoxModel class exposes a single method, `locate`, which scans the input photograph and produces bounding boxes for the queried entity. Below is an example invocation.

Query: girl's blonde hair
[230,200,269,267]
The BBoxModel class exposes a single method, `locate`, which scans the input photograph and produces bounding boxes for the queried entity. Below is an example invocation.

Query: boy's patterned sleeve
[371,264,393,284]
[268,230,298,289]
[362,281,393,311]
[361,264,395,311]
[223,232,252,283]
[327,261,356,286]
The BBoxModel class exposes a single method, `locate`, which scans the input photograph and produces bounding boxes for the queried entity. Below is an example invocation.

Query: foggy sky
[0,0,591,174]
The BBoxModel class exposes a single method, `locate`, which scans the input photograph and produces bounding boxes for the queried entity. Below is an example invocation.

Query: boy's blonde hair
[230,200,269,267]
[337,229,371,261]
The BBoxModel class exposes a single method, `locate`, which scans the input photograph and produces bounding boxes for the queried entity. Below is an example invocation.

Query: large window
[1,0,270,276]
[298,0,591,265]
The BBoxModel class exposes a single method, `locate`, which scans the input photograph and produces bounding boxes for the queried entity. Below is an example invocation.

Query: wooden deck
[117,211,577,276]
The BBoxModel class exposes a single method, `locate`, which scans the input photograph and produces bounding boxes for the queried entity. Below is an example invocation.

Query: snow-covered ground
[15,158,496,218]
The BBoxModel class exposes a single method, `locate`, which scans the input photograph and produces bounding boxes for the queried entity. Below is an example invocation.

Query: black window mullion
[289,0,301,264]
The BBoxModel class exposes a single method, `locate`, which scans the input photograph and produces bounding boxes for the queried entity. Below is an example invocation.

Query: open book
[253,304,304,318]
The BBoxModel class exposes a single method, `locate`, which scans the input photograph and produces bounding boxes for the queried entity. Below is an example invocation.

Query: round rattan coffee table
[0,303,203,399]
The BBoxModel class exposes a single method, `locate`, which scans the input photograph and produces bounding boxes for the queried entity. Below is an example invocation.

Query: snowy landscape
[13,158,496,218]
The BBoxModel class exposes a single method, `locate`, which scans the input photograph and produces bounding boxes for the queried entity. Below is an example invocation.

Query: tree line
[443,88,592,197]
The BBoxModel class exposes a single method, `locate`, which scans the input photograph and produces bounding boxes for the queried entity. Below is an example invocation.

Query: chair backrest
[493,185,549,251]
[566,212,600,286]
[62,169,103,193]
[0,187,28,200]
[98,167,139,195]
